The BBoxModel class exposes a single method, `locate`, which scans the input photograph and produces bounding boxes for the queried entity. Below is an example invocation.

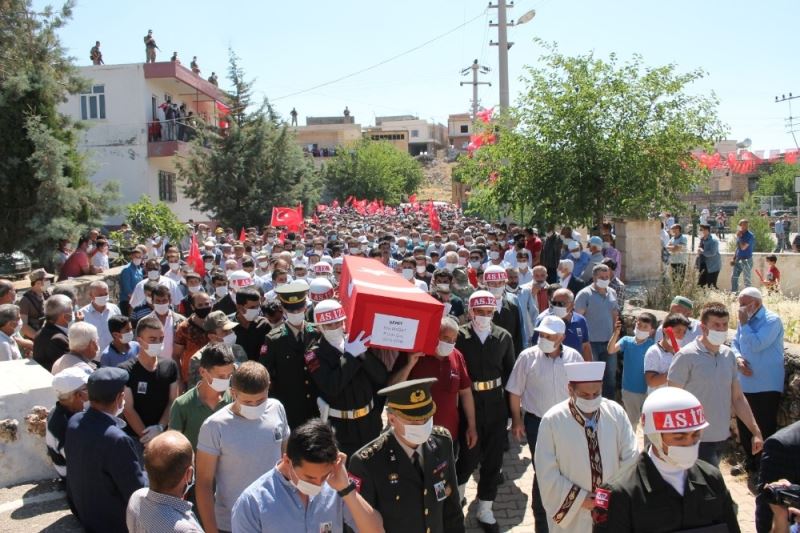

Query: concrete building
[374,116,447,156]
[363,128,409,153]
[58,61,228,224]
[289,115,362,158]
[683,140,763,208]
[447,113,473,152]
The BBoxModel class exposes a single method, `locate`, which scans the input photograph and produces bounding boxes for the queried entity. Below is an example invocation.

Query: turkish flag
[427,201,441,231]
[238,227,246,242]
[187,233,205,277]
[270,206,303,227]
[317,204,328,213]
[408,193,417,204]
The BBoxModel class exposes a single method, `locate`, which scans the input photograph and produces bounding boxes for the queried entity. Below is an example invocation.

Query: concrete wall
[615,218,663,282]
[689,252,800,296]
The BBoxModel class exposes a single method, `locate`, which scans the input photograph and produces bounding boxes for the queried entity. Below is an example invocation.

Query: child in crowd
[643,313,690,392]
[764,254,781,294]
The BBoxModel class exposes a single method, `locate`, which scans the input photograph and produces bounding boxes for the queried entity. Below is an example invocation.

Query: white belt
[328,400,374,420]
[472,377,502,392]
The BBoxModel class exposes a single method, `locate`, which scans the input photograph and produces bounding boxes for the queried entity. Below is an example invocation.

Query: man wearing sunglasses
[530,288,592,362]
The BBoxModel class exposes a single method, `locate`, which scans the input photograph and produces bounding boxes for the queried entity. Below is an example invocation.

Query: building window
[158,170,178,203]
[410,130,419,138]
[460,125,468,133]
[80,84,106,120]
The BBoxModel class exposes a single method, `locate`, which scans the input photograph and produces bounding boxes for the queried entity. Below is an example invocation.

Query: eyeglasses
[550,301,568,308]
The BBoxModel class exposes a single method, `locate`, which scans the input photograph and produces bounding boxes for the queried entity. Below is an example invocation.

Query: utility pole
[775,92,800,149]
[460,59,491,119]
[489,4,536,113]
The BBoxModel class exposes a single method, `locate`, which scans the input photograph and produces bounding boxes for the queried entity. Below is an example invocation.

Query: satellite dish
[736,138,752,149]
[517,9,536,25]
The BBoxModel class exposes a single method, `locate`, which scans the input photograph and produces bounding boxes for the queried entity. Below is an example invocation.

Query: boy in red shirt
[764,254,780,293]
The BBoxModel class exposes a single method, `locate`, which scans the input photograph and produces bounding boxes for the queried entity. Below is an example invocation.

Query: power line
[271,9,488,102]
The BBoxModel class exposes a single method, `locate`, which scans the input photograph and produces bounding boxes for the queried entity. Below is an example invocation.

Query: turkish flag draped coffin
[340,256,444,354]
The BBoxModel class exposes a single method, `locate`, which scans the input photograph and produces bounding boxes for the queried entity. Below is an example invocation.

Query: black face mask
[195,307,212,319]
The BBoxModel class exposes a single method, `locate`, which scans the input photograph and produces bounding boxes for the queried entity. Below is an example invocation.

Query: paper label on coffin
[370,313,419,351]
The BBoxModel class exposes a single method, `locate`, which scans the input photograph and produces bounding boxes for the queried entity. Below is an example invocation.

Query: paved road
[0,433,758,533]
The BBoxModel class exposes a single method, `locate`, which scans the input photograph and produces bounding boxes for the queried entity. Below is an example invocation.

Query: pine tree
[0,0,118,265]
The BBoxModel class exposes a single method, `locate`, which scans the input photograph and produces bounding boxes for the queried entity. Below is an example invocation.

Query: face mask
[132,258,142,266]
[14,320,23,335]
[634,328,650,341]
[416,266,426,275]
[322,327,345,347]
[401,417,434,445]
[291,464,325,497]
[223,332,237,345]
[706,329,727,346]
[458,257,467,266]
[83,400,90,410]
[188,285,202,294]
[469,260,481,269]
[194,307,211,319]
[147,270,160,281]
[204,262,214,270]
[445,263,457,272]
[538,337,557,353]
[402,268,414,280]
[207,377,230,393]
[549,305,568,319]
[238,400,267,420]
[437,340,455,357]
[464,239,473,246]
[286,311,305,326]
[664,442,700,470]
[518,261,528,269]
[147,343,164,358]
[602,242,610,250]
[574,396,602,413]
[154,303,170,315]
[115,398,125,417]
[595,279,610,289]
[349,247,360,255]
[243,308,260,321]
[472,315,492,332]
[571,251,581,259]
[121,331,134,344]
[169,262,180,271]
[215,286,228,298]
[488,286,505,298]
[489,251,500,261]
[93,296,109,307]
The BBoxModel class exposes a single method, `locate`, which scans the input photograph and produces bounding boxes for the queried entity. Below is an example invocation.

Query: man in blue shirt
[531,288,592,361]
[732,219,756,292]
[120,246,145,316]
[732,287,785,473]
[232,418,383,533]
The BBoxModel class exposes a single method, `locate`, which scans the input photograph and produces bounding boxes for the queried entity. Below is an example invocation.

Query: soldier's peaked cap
[275,280,309,310]
[379,378,437,421]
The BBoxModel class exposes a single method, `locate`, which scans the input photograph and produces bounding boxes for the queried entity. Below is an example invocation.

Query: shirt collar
[145,489,194,514]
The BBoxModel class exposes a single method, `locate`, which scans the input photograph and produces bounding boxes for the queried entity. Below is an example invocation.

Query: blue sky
[41,0,798,151]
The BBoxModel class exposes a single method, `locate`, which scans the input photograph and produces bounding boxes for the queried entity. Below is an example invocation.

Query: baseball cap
[203,311,238,333]
[534,315,566,336]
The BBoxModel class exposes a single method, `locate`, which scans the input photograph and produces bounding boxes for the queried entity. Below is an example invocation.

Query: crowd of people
[0,203,796,533]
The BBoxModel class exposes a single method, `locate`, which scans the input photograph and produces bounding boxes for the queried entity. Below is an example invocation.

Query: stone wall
[13,266,124,307]
[615,218,663,283]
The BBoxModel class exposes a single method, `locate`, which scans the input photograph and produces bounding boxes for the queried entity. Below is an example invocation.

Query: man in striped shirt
[46,367,91,479]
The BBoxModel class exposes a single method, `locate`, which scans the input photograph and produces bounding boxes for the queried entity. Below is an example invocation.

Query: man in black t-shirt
[119,316,179,449]
[231,287,270,360]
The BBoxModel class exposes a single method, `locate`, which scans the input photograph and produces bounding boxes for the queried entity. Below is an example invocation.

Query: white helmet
[314,262,333,276]
[483,264,507,283]
[641,387,709,436]
[313,299,345,325]
[309,278,335,303]
[228,269,254,289]
[469,290,496,309]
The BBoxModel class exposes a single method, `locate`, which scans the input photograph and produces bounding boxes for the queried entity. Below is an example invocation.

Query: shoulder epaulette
[356,432,389,460]
[266,326,285,340]
[431,425,452,441]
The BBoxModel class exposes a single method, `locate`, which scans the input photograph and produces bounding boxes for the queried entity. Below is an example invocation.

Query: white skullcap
[564,361,605,382]
[738,287,762,300]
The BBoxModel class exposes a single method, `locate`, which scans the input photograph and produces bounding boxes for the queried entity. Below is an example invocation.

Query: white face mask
[574,396,602,413]
[292,465,324,497]
[169,262,180,271]
[322,327,345,347]
[238,399,267,420]
[488,286,505,298]
[469,260,481,269]
[436,283,450,293]
[595,279,610,289]
[472,315,493,332]
[437,340,455,357]
[243,308,260,322]
[518,261,528,269]
[204,262,214,270]
[571,251,581,259]
[147,342,164,358]
[286,311,305,326]
[121,331,134,344]
[663,442,700,470]
[147,270,160,281]
[416,266,426,275]
[537,337,557,354]
[132,258,143,266]
[551,305,568,318]
[215,286,228,298]
[402,268,414,280]
[154,303,170,315]
[400,417,434,445]
[188,285,202,293]
[207,377,230,393]
[706,329,727,346]
[223,332,237,345]
[457,257,467,266]
[489,251,500,261]
[634,328,650,341]
[445,263,457,272]
[115,398,126,417]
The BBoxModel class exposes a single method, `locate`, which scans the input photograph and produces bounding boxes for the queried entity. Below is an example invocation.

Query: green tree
[110,196,188,249]
[322,139,423,204]
[456,42,726,227]
[0,0,118,263]
[753,162,800,208]
[178,51,318,229]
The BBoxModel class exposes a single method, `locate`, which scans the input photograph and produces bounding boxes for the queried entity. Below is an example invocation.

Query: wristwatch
[337,480,356,498]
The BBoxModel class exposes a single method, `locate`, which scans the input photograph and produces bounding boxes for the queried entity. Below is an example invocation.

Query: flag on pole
[239,227,246,242]
[187,233,205,277]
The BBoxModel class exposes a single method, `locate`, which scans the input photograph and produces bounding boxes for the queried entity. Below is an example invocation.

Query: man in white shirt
[79,281,121,357]
[129,259,182,308]
[507,316,584,533]
[0,304,23,361]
